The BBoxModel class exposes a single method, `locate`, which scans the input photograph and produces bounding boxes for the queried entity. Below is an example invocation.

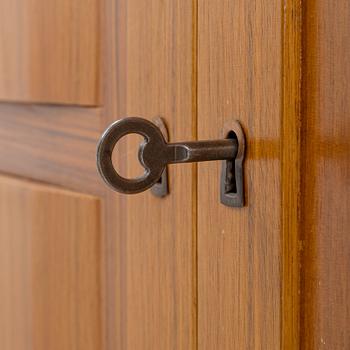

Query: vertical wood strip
[101,0,196,348]
[198,0,283,348]
[100,0,124,348]
[281,1,302,348]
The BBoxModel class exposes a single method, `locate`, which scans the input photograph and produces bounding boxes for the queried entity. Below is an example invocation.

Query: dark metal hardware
[97,117,245,207]
[220,120,245,207]
[150,117,169,198]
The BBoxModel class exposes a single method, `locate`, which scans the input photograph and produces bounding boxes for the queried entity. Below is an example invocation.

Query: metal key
[97,117,239,195]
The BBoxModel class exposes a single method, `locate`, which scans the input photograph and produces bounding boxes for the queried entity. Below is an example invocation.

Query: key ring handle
[96,117,166,194]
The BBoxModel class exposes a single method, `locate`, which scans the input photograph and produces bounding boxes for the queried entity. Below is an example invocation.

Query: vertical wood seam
[191,0,198,349]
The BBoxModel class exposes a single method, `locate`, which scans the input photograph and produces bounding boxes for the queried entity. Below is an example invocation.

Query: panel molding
[281,1,302,348]
[301,0,350,347]
[0,104,103,195]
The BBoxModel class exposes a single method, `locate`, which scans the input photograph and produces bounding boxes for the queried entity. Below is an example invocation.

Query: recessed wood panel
[0,175,102,350]
[0,0,99,105]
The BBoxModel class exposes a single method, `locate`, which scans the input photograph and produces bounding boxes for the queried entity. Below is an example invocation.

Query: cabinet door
[1,0,349,349]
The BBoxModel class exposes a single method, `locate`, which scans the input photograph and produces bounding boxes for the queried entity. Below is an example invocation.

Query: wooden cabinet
[0,0,348,349]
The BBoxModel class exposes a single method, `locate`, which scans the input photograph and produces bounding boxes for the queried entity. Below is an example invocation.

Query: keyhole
[224,130,238,194]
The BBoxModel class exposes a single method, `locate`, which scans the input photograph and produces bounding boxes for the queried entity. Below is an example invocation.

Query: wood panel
[197,1,301,348]
[281,1,302,347]
[100,0,196,348]
[0,104,102,195]
[0,175,102,350]
[0,0,99,105]
[301,0,350,348]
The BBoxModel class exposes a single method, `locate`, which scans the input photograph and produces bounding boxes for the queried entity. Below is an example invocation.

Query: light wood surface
[0,104,102,195]
[100,0,197,348]
[197,1,301,348]
[0,175,102,350]
[0,0,100,105]
[0,0,349,348]
[301,0,350,348]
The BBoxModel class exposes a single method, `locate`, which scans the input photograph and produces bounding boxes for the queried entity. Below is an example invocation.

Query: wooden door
[0,1,349,350]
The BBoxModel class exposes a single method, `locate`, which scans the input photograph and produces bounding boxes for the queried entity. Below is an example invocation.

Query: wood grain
[0,104,102,195]
[0,0,100,105]
[301,0,350,348]
[0,175,102,350]
[281,1,302,348]
[197,1,301,348]
[100,0,197,348]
